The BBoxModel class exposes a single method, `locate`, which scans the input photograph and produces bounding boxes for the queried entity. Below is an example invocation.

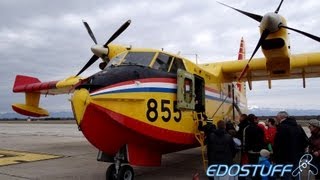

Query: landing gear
[106,164,116,180]
[105,149,134,180]
[118,165,134,180]
[106,164,134,180]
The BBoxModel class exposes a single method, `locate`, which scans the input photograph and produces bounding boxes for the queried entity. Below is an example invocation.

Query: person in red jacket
[265,118,277,148]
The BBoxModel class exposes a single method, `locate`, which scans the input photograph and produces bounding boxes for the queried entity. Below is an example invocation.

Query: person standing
[236,114,250,169]
[244,114,265,159]
[236,114,249,142]
[265,118,277,152]
[244,114,265,180]
[308,119,320,179]
[258,149,275,180]
[207,120,237,180]
[273,111,308,180]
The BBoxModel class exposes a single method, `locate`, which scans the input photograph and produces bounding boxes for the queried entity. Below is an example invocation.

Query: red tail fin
[13,75,41,92]
[238,37,245,60]
[237,37,246,92]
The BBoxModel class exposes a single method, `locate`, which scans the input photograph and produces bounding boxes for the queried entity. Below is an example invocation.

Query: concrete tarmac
[0,121,206,180]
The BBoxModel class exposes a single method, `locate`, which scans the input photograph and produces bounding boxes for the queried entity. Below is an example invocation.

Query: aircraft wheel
[117,165,134,180]
[106,164,116,180]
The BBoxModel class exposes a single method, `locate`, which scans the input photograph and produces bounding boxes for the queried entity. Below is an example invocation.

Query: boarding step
[193,111,208,172]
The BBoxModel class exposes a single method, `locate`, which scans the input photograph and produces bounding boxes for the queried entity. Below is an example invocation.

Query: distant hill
[0,111,74,119]
[1,108,319,119]
[249,107,320,116]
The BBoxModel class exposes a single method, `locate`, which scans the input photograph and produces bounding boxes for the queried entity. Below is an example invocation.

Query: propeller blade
[280,25,320,42]
[104,20,131,47]
[217,1,263,22]
[275,0,284,13]
[238,64,250,82]
[82,20,98,44]
[238,29,270,81]
[77,20,131,76]
[76,55,99,76]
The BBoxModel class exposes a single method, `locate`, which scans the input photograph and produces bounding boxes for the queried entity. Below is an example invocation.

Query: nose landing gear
[105,150,134,180]
[117,165,134,180]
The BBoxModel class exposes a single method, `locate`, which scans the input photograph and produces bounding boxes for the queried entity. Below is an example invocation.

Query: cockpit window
[152,53,173,72]
[169,58,186,73]
[106,51,126,68]
[121,52,156,67]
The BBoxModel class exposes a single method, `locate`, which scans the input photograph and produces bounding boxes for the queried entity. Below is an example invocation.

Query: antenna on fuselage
[181,53,199,64]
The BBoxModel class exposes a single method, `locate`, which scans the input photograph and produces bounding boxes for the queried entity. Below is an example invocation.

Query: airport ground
[0,120,314,179]
[0,121,206,180]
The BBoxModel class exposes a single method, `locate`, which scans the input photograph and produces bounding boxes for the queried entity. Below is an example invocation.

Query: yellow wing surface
[202,52,320,88]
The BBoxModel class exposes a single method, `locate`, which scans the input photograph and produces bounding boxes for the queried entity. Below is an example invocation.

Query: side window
[169,58,186,73]
[184,78,193,103]
[152,53,173,72]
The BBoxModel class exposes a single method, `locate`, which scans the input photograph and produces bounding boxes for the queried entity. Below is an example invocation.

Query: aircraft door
[194,75,205,113]
[177,69,195,110]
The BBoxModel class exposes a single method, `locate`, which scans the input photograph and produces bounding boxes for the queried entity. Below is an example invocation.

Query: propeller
[76,20,131,76]
[103,20,131,48]
[238,29,270,81]
[217,2,262,23]
[279,25,320,42]
[274,0,284,14]
[218,0,320,81]
[82,20,98,44]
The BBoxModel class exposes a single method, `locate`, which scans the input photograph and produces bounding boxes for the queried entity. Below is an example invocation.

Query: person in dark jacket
[273,111,308,180]
[237,114,249,165]
[207,120,236,180]
[244,114,266,158]
[244,114,266,180]
[308,119,320,179]
[198,116,216,143]
[237,114,249,142]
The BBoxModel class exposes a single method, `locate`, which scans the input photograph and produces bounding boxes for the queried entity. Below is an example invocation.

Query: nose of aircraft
[71,88,91,126]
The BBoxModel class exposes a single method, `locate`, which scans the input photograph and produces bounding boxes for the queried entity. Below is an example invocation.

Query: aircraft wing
[12,75,83,117]
[13,75,83,95]
[202,52,320,87]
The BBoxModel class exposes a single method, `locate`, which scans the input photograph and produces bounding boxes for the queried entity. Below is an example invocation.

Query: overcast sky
[1,0,320,114]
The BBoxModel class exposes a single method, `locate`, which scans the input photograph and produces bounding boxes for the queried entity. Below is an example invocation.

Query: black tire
[106,164,116,180]
[117,165,134,180]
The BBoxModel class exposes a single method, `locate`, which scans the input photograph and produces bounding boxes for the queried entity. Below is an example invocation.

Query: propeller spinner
[218,0,320,81]
[76,20,131,76]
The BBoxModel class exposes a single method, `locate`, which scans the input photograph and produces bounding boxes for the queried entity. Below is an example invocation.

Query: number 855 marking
[146,98,181,122]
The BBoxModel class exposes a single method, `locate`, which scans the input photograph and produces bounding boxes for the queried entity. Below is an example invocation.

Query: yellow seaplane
[11,0,320,179]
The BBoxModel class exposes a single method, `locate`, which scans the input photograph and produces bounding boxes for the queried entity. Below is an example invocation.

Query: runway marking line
[0,149,62,166]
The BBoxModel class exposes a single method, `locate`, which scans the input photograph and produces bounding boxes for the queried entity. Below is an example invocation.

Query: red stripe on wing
[13,75,58,93]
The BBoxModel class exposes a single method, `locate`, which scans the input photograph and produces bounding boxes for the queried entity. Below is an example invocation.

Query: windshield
[106,51,127,68]
[121,52,156,67]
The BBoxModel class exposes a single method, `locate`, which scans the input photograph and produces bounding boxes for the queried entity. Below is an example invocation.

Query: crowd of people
[199,111,320,180]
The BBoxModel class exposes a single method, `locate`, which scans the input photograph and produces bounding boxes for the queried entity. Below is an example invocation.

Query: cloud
[1,0,320,114]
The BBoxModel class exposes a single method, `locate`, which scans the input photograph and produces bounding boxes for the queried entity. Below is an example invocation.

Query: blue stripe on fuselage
[91,87,176,96]
[92,87,233,104]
